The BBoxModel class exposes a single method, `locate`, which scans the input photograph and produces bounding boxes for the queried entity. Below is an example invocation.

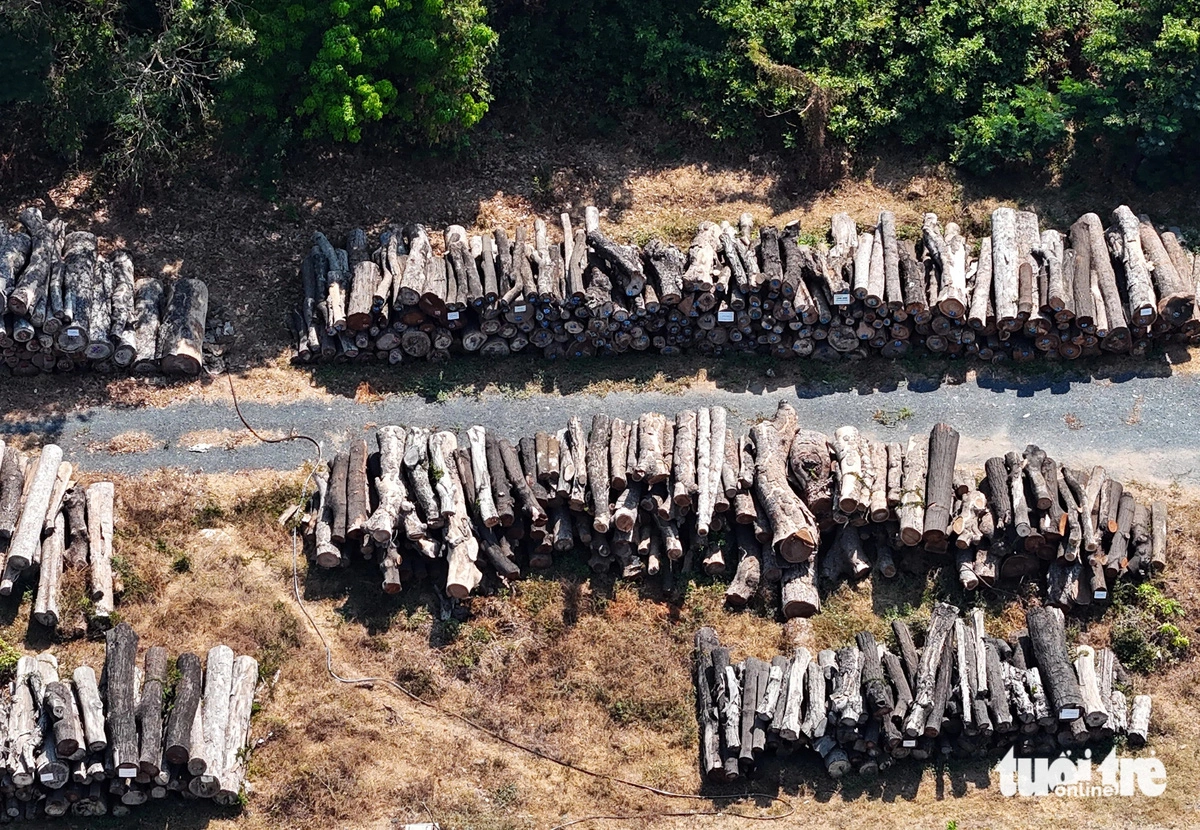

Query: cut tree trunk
[158,278,208,375]
[86,482,115,622]
[922,424,959,544]
[104,622,139,777]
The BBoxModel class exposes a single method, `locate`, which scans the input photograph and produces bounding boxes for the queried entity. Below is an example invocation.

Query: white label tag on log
[903,739,916,748]
[1059,708,1081,720]
[717,311,735,323]
[834,292,851,306]
[514,304,527,313]
[1140,308,1153,317]
[40,773,56,784]
[447,311,460,321]
[119,768,137,778]
[1095,589,1108,600]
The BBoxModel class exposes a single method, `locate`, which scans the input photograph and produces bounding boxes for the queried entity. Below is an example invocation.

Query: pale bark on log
[938,222,968,319]
[130,279,165,372]
[1150,500,1167,573]
[1111,206,1157,324]
[969,237,993,329]
[672,410,697,507]
[991,208,1020,327]
[214,654,258,805]
[190,644,233,795]
[1128,695,1151,748]
[32,511,64,628]
[587,415,612,532]
[834,426,863,514]
[466,426,500,528]
[345,438,369,540]
[86,482,115,622]
[780,559,820,618]
[751,418,818,562]
[6,444,63,572]
[898,432,928,546]
[73,666,107,754]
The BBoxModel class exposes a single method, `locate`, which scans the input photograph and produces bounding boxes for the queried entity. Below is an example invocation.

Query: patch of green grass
[194,501,227,526]
[872,405,916,427]
[0,638,20,679]
[113,555,152,602]
[1109,581,1189,672]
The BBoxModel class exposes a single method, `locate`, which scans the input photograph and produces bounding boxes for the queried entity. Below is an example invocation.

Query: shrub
[3,0,253,185]
[220,0,496,173]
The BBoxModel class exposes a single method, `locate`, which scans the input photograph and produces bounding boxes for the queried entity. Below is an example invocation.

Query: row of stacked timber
[292,204,1199,364]
[0,441,118,630]
[694,606,1155,781]
[0,208,209,376]
[0,623,258,819]
[299,403,1167,619]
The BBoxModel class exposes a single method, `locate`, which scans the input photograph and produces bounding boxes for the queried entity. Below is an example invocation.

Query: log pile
[0,441,120,630]
[694,608,1152,781]
[0,209,210,377]
[0,623,258,819]
[292,205,1199,364]
[299,405,1167,619]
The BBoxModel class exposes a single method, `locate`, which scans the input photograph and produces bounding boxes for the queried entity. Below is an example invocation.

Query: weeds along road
[4,366,1197,488]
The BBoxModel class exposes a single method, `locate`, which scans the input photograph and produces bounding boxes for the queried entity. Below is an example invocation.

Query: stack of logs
[292,204,1199,364]
[0,623,258,819]
[0,440,118,630]
[695,605,1154,781]
[300,403,1166,620]
[0,208,209,376]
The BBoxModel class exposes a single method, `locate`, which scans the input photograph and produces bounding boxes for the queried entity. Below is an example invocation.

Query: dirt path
[8,368,1196,486]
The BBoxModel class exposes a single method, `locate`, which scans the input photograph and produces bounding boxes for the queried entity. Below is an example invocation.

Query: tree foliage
[221,0,495,157]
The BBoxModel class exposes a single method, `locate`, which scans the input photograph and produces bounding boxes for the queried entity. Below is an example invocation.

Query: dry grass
[0,468,1192,829]
[178,428,286,451]
[88,429,159,455]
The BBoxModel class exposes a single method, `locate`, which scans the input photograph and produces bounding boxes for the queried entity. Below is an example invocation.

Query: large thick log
[5,444,63,573]
[86,482,115,622]
[0,225,30,309]
[33,511,65,627]
[158,278,208,375]
[1111,206,1157,324]
[903,602,957,737]
[991,208,1019,327]
[0,445,22,539]
[922,424,959,544]
[1080,213,1129,342]
[833,426,863,514]
[787,430,833,524]
[72,665,107,754]
[694,628,722,780]
[104,622,140,776]
[1025,606,1084,720]
[751,418,818,562]
[214,654,258,805]
[190,645,234,795]
[938,222,968,319]
[780,559,820,618]
[1128,695,1152,748]
[129,278,165,372]
[345,438,370,540]
[163,653,202,765]
[897,433,928,546]
[345,229,381,331]
[1137,215,1194,324]
[587,228,645,296]
[137,647,168,777]
[7,656,39,786]
[9,208,52,317]
[466,426,500,528]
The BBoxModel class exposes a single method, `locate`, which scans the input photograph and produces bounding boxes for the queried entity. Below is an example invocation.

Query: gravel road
[3,369,1196,486]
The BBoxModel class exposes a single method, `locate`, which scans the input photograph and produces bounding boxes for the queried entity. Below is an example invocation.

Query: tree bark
[104,622,139,776]
[922,424,959,544]
[163,653,202,765]
[898,433,928,546]
[158,278,208,375]
[86,482,115,622]
[1025,606,1084,720]
[5,444,62,572]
